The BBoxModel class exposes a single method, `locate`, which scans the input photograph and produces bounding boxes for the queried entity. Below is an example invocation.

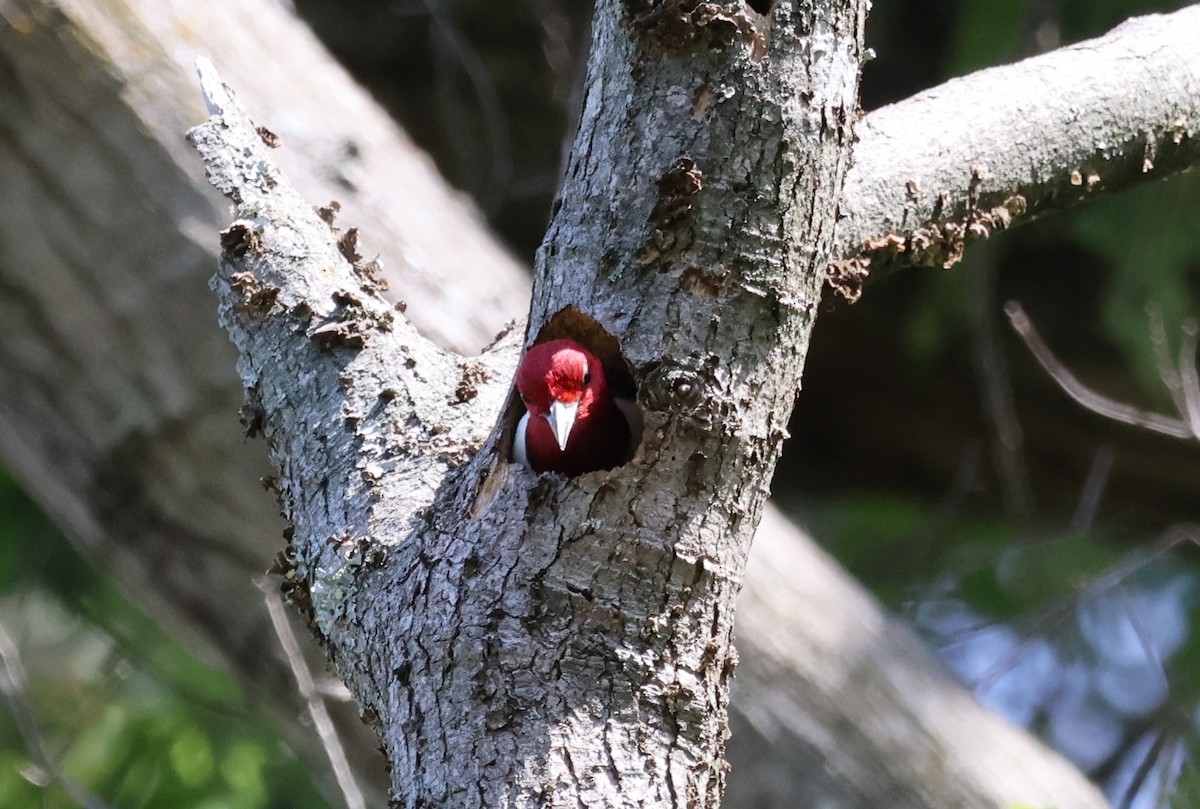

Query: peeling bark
[0,0,529,800]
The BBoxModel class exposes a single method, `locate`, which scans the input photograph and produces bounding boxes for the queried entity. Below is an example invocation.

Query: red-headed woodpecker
[513,338,639,476]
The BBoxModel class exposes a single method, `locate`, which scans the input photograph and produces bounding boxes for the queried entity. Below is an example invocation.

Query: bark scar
[623,0,768,56]
[636,157,703,270]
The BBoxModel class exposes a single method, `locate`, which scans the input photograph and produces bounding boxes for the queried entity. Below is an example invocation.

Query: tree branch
[189,53,519,640]
[1004,300,1197,440]
[0,0,533,797]
[728,507,1110,808]
[189,52,1111,805]
[830,5,1200,299]
[0,620,118,809]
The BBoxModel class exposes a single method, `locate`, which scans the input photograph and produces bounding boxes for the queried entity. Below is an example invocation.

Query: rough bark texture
[192,0,869,804]
[830,5,1200,299]
[2,0,1189,806]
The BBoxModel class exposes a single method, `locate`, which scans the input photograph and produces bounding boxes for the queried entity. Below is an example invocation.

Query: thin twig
[914,443,985,580]
[257,579,365,809]
[1118,729,1170,809]
[0,618,117,809]
[1115,580,1169,691]
[527,0,576,108]
[1177,321,1200,437]
[967,251,1034,516]
[1003,301,1195,439]
[1070,448,1113,533]
[1146,306,1187,417]
[972,524,1195,705]
[1077,524,1200,600]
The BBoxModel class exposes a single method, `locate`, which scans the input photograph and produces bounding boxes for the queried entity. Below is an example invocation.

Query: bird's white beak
[546,399,579,451]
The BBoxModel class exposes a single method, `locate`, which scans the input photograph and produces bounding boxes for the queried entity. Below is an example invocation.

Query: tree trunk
[191,0,871,802]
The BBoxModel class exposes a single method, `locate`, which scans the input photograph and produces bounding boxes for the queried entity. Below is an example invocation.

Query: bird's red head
[516,339,600,415]
[515,339,609,455]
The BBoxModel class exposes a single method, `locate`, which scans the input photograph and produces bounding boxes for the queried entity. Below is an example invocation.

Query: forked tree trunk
[192,0,867,804]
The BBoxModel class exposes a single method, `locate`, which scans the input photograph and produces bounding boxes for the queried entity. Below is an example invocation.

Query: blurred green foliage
[0,469,329,809]
[1173,767,1200,809]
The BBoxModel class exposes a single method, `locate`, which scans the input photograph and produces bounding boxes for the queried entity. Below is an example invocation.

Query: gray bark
[4,0,1192,806]
[186,0,1111,804]
[191,0,870,802]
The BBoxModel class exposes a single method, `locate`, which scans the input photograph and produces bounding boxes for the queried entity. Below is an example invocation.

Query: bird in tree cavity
[513,339,638,476]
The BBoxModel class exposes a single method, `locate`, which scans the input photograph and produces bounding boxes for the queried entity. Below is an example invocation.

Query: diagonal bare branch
[0,619,117,809]
[258,578,365,809]
[1148,306,1189,418]
[1177,322,1200,436]
[1004,300,1197,440]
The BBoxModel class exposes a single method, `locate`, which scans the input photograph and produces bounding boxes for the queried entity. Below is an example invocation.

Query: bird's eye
[582,371,592,385]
